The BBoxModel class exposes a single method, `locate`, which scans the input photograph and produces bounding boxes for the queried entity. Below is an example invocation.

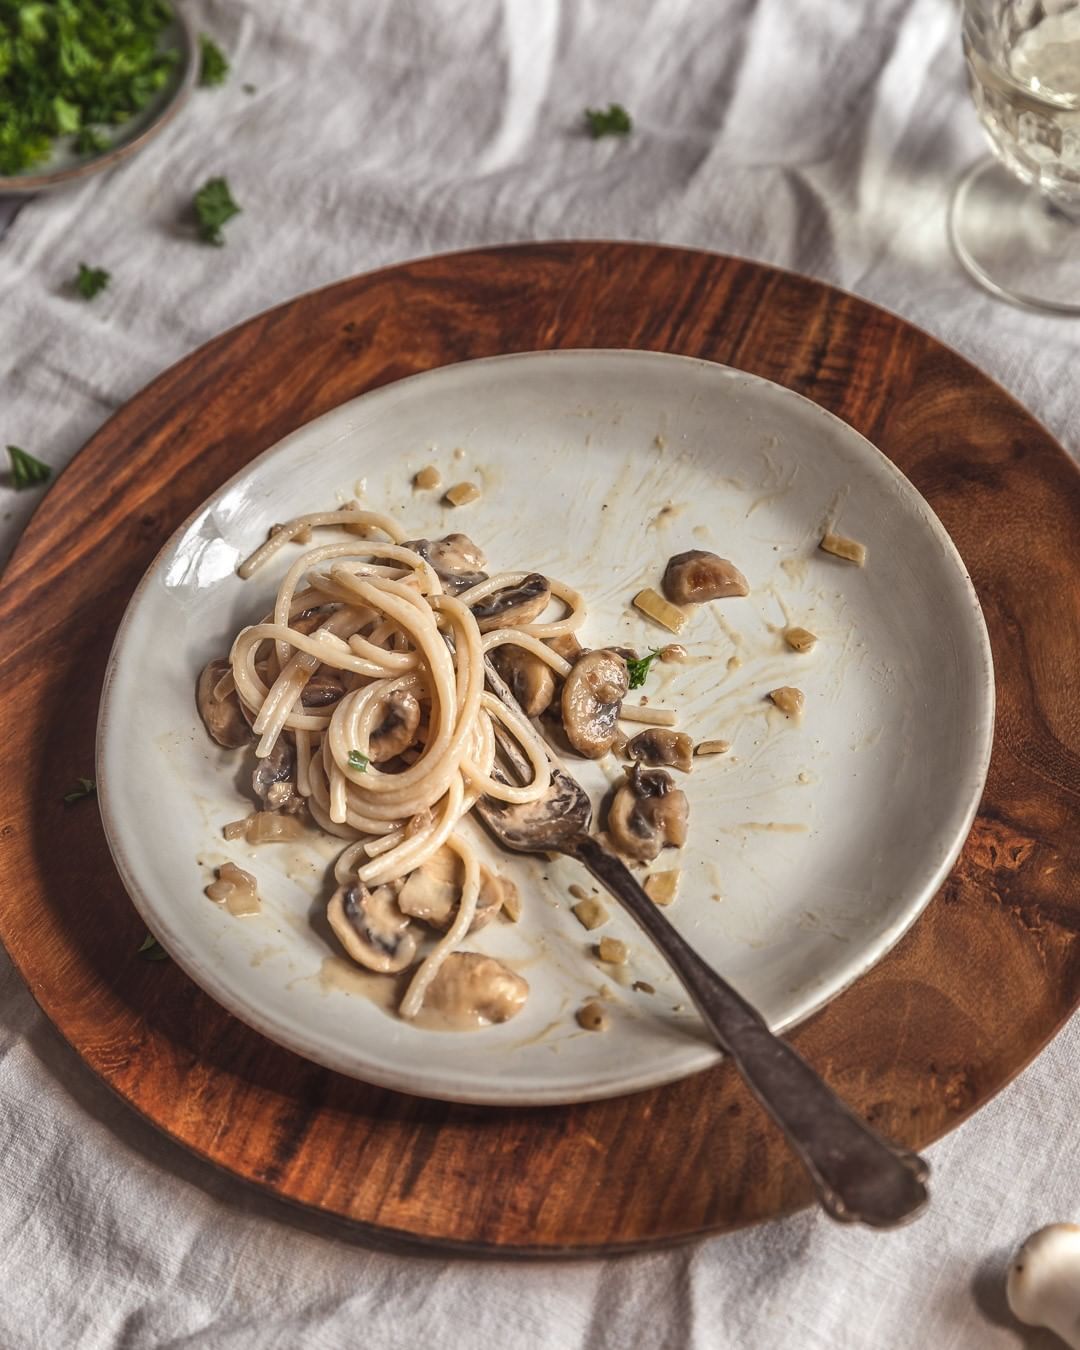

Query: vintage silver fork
[473,658,929,1229]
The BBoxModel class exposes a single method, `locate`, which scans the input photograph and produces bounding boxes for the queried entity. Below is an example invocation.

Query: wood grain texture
[1,242,1079,1255]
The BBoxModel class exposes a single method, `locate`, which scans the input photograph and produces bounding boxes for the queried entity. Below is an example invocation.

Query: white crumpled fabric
[1,1,1077,1345]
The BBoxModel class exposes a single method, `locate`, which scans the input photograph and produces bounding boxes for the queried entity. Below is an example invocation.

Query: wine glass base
[949,157,1080,315]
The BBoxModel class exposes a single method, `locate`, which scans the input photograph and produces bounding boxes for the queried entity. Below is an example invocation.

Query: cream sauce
[318,956,407,1012]
[736,821,809,834]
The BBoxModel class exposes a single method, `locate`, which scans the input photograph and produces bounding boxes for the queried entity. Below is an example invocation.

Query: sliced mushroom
[561,649,629,758]
[422,952,528,1028]
[576,1000,610,1032]
[291,605,332,636]
[253,739,301,812]
[368,688,422,763]
[626,729,694,773]
[397,845,504,932]
[403,533,488,593]
[546,633,583,662]
[300,668,345,707]
[205,861,261,916]
[470,573,551,633]
[491,645,556,716]
[224,811,306,844]
[196,659,250,749]
[327,882,417,973]
[662,549,749,604]
[608,765,689,862]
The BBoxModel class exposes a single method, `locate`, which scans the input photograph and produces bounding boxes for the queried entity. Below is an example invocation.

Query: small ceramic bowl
[0,5,197,196]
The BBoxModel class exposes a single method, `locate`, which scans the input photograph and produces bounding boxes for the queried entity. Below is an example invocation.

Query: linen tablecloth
[1,2,1076,1345]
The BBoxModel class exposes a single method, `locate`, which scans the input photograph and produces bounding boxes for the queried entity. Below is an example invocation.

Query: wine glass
[951,0,1080,312]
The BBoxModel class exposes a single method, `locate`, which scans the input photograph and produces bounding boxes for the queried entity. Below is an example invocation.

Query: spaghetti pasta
[197,509,686,1028]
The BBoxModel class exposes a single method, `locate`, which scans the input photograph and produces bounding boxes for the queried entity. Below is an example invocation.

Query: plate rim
[95,346,996,1105]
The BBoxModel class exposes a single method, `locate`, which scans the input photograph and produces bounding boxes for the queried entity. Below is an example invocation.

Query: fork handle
[573,836,929,1228]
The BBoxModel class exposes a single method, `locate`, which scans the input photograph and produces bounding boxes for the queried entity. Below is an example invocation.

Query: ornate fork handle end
[573,835,930,1229]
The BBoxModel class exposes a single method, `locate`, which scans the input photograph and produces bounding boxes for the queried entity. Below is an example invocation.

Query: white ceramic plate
[97,350,994,1106]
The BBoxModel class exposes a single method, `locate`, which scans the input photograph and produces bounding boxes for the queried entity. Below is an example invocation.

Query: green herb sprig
[585,103,632,139]
[193,175,240,245]
[198,34,229,87]
[63,777,96,804]
[75,262,110,300]
[348,750,370,772]
[74,126,109,156]
[626,647,662,690]
[6,445,51,490]
[137,933,169,961]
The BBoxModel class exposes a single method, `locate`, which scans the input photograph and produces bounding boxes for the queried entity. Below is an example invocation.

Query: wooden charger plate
[2,243,1079,1255]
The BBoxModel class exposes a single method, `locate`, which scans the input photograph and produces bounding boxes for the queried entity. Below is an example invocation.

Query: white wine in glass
[952,0,1080,312]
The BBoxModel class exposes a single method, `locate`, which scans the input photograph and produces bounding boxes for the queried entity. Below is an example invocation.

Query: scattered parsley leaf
[63,777,97,804]
[348,750,370,772]
[0,0,177,176]
[193,175,241,246]
[74,126,110,156]
[585,103,632,139]
[198,34,229,87]
[626,648,662,690]
[75,262,110,300]
[6,445,51,490]
[137,933,170,962]
[242,83,257,95]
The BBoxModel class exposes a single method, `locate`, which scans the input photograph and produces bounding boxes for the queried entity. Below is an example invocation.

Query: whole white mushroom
[1007,1224,1080,1348]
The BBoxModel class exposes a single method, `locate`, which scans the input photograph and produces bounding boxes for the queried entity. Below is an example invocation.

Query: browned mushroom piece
[626,728,694,773]
[608,764,689,862]
[546,633,584,662]
[661,549,749,604]
[768,686,805,718]
[300,667,345,707]
[469,573,551,633]
[422,952,529,1027]
[196,658,251,748]
[403,533,489,593]
[252,738,302,812]
[367,688,422,763]
[327,882,417,973]
[491,644,557,716]
[561,649,630,758]
[290,605,333,636]
[397,845,504,932]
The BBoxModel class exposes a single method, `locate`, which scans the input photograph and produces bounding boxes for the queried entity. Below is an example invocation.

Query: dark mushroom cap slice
[608,764,689,861]
[290,605,334,636]
[469,573,551,633]
[491,644,557,717]
[403,533,488,594]
[662,549,749,604]
[368,688,422,763]
[626,728,694,773]
[196,659,251,748]
[300,667,345,708]
[561,649,630,758]
[546,632,584,663]
[252,738,298,811]
[327,882,417,973]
